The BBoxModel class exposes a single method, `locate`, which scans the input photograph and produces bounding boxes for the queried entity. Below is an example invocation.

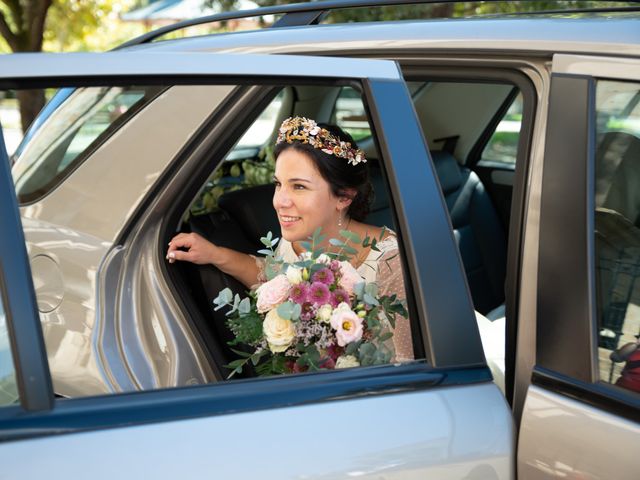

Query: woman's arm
[166,232,260,288]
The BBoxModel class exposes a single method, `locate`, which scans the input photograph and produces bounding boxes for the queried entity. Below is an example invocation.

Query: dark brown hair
[274,123,373,221]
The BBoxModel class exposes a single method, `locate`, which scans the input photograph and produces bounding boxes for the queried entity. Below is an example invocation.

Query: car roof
[124,16,640,58]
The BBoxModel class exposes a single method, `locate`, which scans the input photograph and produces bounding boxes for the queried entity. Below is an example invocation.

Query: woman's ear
[337,188,356,211]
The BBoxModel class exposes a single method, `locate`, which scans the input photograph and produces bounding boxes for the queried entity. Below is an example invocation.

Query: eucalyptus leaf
[265,264,277,281]
[213,288,233,310]
[359,342,375,356]
[257,249,272,255]
[309,263,325,274]
[300,241,312,251]
[291,303,302,321]
[277,302,294,320]
[329,238,344,247]
[378,331,393,342]
[364,293,380,306]
[343,245,358,255]
[340,230,362,244]
[238,297,251,315]
[345,341,361,355]
[365,283,379,297]
[230,348,253,358]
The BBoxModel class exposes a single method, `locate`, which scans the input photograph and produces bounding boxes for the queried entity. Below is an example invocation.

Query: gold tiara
[276,117,366,166]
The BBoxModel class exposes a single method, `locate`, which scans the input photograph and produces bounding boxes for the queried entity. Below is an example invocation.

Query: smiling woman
[167,115,413,371]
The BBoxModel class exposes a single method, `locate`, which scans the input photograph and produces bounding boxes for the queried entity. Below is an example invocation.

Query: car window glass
[594,79,640,395]
[481,92,523,165]
[189,90,286,218]
[0,294,19,406]
[331,83,424,144]
[331,86,371,141]
[233,89,285,150]
[12,85,164,204]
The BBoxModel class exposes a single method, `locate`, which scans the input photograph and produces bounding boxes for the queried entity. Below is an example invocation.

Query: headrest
[431,151,463,195]
[218,183,281,243]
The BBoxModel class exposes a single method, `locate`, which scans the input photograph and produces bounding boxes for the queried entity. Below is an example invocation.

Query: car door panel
[0,382,512,479]
[0,52,511,477]
[518,54,640,479]
[519,385,640,480]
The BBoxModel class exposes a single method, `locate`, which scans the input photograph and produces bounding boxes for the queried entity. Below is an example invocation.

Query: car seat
[366,151,507,314]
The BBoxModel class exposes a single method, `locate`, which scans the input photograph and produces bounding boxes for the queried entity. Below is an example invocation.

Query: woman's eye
[294,184,306,190]
[274,181,281,188]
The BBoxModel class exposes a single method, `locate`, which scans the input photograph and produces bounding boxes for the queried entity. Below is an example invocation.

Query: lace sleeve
[376,247,414,362]
[249,255,267,289]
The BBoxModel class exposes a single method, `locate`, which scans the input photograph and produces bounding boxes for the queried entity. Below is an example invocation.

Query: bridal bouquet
[213,228,408,378]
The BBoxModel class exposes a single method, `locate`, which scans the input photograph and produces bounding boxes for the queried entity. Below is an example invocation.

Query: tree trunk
[16,89,45,133]
[0,0,53,132]
[430,4,455,18]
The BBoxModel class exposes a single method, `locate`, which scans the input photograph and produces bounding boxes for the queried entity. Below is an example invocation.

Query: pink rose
[330,306,363,347]
[339,261,363,296]
[256,274,290,313]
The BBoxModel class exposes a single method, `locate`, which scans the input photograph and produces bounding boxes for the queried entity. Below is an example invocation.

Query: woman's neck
[291,219,381,268]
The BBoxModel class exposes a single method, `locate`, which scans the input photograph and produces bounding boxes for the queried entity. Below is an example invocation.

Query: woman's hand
[166,232,217,265]
[166,232,260,288]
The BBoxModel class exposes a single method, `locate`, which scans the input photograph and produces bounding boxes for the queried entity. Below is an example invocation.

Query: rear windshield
[12,85,163,204]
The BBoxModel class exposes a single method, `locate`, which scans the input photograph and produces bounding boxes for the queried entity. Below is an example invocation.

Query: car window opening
[167,84,422,381]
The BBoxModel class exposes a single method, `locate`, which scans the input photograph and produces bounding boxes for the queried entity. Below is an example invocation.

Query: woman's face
[273,148,348,243]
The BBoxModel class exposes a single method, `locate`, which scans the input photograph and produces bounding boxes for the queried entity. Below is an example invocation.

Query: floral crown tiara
[276,116,366,166]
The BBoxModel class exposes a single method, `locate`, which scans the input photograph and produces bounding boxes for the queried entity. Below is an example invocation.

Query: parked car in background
[2,1,639,478]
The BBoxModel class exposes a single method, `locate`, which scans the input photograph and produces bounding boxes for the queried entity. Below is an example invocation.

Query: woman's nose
[273,188,292,209]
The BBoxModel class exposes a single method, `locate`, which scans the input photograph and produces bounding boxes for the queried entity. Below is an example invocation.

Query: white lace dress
[258,234,414,362]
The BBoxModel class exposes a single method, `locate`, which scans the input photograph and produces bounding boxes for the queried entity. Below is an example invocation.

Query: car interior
[166,78,523,378]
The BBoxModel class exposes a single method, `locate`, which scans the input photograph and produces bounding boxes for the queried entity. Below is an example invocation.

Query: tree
[252,1,610,23]
[0,0,145,133]
[0,0,53,132]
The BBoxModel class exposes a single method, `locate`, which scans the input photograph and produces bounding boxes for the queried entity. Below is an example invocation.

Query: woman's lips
[279,215,300,228]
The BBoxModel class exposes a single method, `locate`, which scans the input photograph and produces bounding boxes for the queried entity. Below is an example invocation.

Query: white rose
[263,309,295,353]
[317,304,333,323]
[335,355,360,369]
[286,265,303,285]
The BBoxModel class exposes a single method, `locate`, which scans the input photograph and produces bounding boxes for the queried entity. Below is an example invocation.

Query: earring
[337,214,343,228]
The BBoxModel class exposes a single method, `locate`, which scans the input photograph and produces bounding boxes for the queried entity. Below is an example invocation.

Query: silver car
[2,1,639,478]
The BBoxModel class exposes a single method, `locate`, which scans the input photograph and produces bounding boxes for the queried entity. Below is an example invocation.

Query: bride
[167,117,414,362]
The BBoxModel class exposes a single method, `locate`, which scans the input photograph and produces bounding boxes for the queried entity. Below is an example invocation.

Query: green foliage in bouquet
[213,227,408,378]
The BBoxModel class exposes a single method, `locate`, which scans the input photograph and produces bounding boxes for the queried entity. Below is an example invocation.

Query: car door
[518,54,640,479]
[0,52,512,479]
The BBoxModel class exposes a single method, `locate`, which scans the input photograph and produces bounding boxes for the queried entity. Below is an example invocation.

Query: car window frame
[535,55,640,424]
[0,52,489,442]
[0,124,53,414]
[400,65,538,403]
